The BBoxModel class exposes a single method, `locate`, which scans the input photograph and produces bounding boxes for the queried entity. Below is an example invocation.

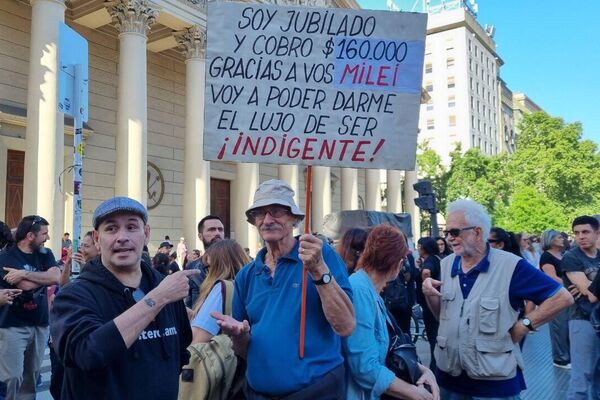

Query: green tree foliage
[507,112,600,212]
[444,146,510,220]
[416,141,447,234]
[417,112,600,233]
[494,186,569,232]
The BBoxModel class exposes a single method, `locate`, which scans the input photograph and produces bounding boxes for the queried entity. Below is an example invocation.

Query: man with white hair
[423,199,573,399]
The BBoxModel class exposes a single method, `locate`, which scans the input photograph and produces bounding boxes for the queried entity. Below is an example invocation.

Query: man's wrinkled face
[445,211,481,257]
[199,219,224,248]
[573,224,599,251]
[251,205,297,244]
[94,213,150,271]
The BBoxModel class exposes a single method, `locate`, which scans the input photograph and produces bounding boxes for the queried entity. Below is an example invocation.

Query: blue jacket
[344,269,395,399]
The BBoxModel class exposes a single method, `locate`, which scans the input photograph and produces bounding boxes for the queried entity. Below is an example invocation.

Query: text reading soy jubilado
[204,3,427,170]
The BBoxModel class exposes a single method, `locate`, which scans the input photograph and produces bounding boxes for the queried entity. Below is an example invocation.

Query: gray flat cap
[93,196,148,229]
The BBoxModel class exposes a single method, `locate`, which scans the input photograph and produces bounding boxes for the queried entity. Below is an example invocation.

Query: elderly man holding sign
[213,179,355,399]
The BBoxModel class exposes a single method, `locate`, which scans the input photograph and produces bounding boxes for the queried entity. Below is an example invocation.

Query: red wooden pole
[299,165,312,359]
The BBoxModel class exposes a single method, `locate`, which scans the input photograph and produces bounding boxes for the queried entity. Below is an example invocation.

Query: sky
[357,0,600,145]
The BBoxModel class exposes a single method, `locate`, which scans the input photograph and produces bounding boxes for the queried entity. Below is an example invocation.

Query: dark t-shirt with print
[562,246,600,320]
[0,246,58,327]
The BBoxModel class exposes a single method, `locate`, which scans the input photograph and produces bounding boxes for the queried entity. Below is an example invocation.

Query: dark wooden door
[5,150,24,228]
[210,178,231,238]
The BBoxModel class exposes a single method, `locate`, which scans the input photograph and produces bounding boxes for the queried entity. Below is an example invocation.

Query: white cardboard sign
[204,3,426,170]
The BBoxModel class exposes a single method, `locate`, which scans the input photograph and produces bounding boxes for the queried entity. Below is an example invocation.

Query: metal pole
[71,64,84,275]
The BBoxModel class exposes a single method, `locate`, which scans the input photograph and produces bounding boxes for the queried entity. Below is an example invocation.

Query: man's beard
[203,237,221,249]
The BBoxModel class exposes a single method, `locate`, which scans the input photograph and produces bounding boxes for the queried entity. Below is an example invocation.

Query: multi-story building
[415,0,502,165]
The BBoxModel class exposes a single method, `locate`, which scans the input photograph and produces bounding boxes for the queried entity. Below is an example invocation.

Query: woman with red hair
[344,225,439,400]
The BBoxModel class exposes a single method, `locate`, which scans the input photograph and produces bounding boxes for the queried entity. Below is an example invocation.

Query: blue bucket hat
[93,197,148,229]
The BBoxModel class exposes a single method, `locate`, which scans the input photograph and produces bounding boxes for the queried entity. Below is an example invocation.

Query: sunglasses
[443,226,476,238]
[248,205,290,220]
[487,238,500,243]
[28,216,44,233]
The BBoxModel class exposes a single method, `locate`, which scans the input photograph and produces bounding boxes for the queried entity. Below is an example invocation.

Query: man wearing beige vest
[423,199,573,399]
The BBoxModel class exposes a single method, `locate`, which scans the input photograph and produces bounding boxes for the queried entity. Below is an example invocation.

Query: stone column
[340,168,358,210]
[387,170,403,212]
[278,165,298,202]
[403,169,420,239]
[23,0,66,253]
[176,26,210,251]
[311,166,331,233]
[232,163,259,254]
[279,165,300,234]
[106,0,158,205]
[365,169,381,211]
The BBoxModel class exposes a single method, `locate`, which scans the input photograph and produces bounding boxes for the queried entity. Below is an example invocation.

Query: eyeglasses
[443,226,476,238]
[248,205,290,220]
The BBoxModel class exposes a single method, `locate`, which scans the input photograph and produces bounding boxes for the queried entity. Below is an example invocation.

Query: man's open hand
[211,311,250,337]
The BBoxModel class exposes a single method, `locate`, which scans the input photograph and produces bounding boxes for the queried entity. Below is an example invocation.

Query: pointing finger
[180,269,201,276]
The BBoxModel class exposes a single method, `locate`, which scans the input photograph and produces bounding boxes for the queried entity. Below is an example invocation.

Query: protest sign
[204,3,427,170]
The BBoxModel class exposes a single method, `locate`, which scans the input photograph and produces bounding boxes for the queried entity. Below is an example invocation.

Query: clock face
[147,161,165,210]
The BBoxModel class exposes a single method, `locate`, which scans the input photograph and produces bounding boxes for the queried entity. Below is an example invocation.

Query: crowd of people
[0,179,599,400]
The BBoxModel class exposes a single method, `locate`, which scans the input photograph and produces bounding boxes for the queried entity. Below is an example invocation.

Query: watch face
[322,273,332,284]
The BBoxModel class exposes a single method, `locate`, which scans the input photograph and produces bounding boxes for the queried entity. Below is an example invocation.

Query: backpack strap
[384,306,403,336]
[218,280,235,316]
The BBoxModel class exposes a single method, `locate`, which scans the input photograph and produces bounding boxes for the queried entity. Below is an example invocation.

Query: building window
[476,82,480,94]
[426,82,433,92]
[447,76,455,89]
[426,100,434,111]
[470,96,474,109]
[425,63,432,74]
[446,38,454,50]
[427,119,434,130]
[471,115,475,128]
[425,43,432,55]
[447,57,455,68]
[469,39,472,51]
[449,115,456,127]
[448,95,456,108]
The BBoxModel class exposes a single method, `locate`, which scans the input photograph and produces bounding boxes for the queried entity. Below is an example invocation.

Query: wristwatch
[312,272,333,285]
[522,317,536,332]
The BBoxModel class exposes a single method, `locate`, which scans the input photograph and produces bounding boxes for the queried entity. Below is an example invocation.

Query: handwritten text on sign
[204,4,427,170]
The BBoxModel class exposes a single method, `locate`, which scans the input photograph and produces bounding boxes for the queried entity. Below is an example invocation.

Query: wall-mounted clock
[147,161,165,210]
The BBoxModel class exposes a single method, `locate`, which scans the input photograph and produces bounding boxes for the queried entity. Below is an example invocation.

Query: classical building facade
[0,0,421,254]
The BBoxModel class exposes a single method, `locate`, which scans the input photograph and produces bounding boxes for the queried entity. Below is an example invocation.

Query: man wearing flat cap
[50,197,199,399]
[213,179,356,399]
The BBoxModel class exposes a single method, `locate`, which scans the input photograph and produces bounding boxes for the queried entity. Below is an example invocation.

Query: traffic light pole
[430,208,439,238]
[413,179,440,237]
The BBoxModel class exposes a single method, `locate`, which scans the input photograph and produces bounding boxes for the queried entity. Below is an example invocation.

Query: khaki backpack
[178,280,244,400]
